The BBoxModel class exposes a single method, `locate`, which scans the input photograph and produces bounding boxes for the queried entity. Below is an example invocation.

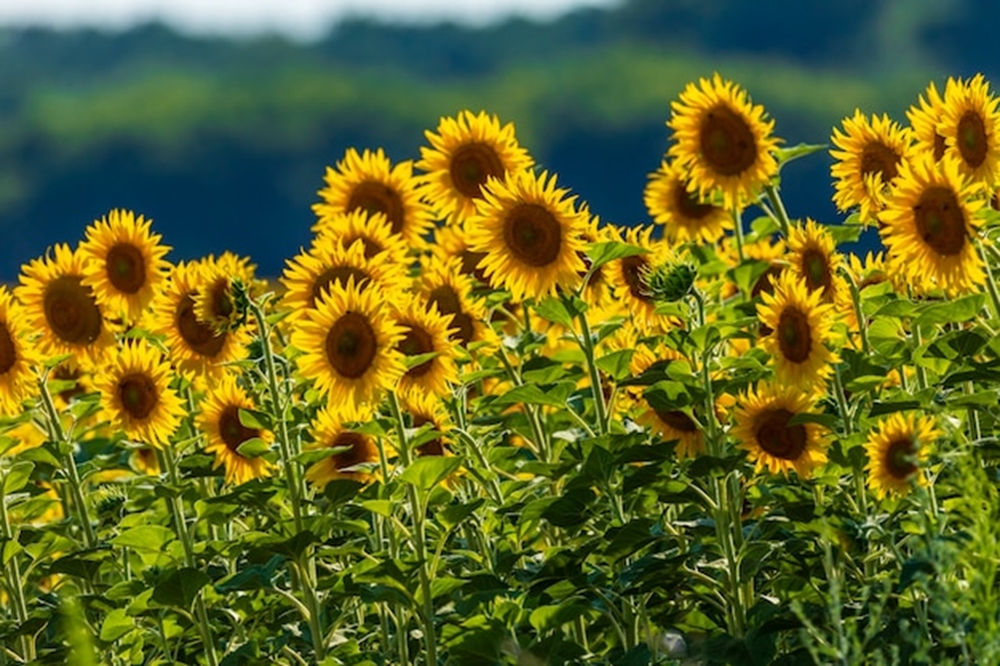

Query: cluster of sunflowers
[3,71,1000,664]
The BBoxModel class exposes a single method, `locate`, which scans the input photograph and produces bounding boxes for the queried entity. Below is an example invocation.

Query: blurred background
[0,0,996,280]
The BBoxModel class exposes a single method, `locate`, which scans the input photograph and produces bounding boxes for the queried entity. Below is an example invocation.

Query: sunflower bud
[641,260,697,302]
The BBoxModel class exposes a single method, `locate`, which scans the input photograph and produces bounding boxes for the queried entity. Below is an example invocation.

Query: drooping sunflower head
[417,110,535,225]
[417,256,498,352]
[304,404,380,486]
[667,73,779,210]
[644,159,733,244]
[95,339,185,449]
[732,382,828,479]
[466,169,588,302]
[938,74,1000,186]
[312,209,410,267]
[0,287,40,414]
[830,110,912,225]
[757,271,839,391]
[787,219,847,307]
[199,374,275,486]
[605,224,677,334]
[878,154,985,296]
[17,243,115,367]
[392,301,459,400]
[864,412,939,500]
[312,147,433,246]
[906,80,947,162]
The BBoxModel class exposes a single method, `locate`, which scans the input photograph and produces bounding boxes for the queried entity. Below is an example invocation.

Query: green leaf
[870,401,922,417]
[399,457,462,490]
[534,296,586,327]
[542,488,595,528]
[529,599,593,634]
[238,408,272,430]
[595,349,634,381]
[361,500,394,518]
[99,608,135,642]
[403,350,441,370]
[827,223,864,244]
[324,479,365,506]
[786,412,840,431]
[3,461,34,494]
[775,142,827,166]
[439,499,485,528]
[492,381,576,408]
[112,526,175,551]
[586,241,648,273]
[914,294,986,327]
[235,437,271,458]
[152,567,211,608]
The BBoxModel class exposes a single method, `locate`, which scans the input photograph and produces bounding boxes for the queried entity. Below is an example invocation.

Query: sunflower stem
[763,183,792,237]
[833,364,853,436]
[846,274,871,356]
[0,470,35,662]
[977,240,1000,322]
[497,346,549,461]
[573,303,609,436]
[732,206,746,264]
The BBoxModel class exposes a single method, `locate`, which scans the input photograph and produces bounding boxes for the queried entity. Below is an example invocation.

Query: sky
[0,0,620,40]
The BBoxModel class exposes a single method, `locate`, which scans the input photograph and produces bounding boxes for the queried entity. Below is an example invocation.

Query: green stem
[574,306,609,436]
[846,276,871,355]
[0,475,35,662]
[497,347,549,461]
[978,240,1000,322]
[763,183,792,237]
[911,322,929,392]
[733,206,746,264]
[833,364,853,437]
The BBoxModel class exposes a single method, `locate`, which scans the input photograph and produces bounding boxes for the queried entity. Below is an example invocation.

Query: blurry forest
[0,0,996,280]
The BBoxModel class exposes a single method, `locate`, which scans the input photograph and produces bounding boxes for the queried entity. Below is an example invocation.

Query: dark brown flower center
[176,294,227,358]
[673,180,716,220]
[429,286,474,345]
[860,141,900,182]
[208,279,234,321]
[449,142,505,199]
[106,242,147,295]
[654,409,698,433]
[957,111,988,168]
[777,306,812,364]
[43,276,103,346]
[413,413,446,456]
[620,255,652,302]
[218,405,259,454]
[699,104,758,176]
[754,408,807,461]
[884,437,917,480]
[992,189,1000,212]
[0,322,17,375]
[914,185,966,256]
[398,323,435,378]
[310,266,370,307]
[330,431,376,470]
[53,365,85,403]
[348,181,406,235]
[933,134,946,162]
[460,249,490,284]
[118,372,158,420]
[801,249,834,300]
[325,312,377,379]
[503,203,562,267]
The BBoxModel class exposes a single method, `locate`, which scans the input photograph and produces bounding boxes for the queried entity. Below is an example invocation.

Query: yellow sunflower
[864,412,939,500]
[605,224,677,334]
[938,74,1000,186]
[430,223,491,286]
[757,272,839,390]
[906,80,947,162]
[417,110,535,225]
[94,339,185,448]
[466,169,587,302]
[668,73,779,210]
[304,404,380,486]
[418,256,498,350]
[0,287,39,415]
[878,155,985,296]
[199,375,275,486]
[16,243,115,367]
[312,147,433,246]
[732,382,828,479]
[392,301,459,400]
[130,446,161,476]
[786,219,847,308]
[312,209,410,266]
[578,211,621,311]
[193,253,259,333]
[830,111,912,225]
[292,279,406,408]
[627,342,704,458]
[644,159,733,244]
[401,392,452,457]
[79,209,171,323]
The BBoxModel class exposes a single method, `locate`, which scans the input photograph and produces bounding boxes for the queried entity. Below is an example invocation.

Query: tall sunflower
[466,169,587,302]
[0,287,39,415]
[626,341,704,458]
[757,272,839,390]
[304,404,380,486]
[401,392,452,456]
[193,253,259,333]
[94,339,185,448]
[292,279,406,408]
[79,209,171,324]
[644,160,732,244]
[732,382,828,479]
[668,73,779,210]
[938,74,1000,186]
[312,209,410,266]
[312,147,433,246]
[906,81,947,162]
[605,225,677,334]
[199,375,275,486]
[878,155,985,295]
[787,219,847,308]
[864,412,939,500]
[417,256,498,350]
[830,111,912,225]
[417,110,534,224]
[17,243,115,367]
[393,301,459,400]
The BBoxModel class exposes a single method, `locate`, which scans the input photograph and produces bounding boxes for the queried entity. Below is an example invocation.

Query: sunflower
[644,159,732,244]
[906,81,947,162]
[878,155,985,295]
[313,147,433,246]
[465,169,587,302]
[732,382,828,479]
[392,301,459,399]
[312,209,410,266]
[417,110,535,225]
[401,392,452,457]
[130,447,161,476]
[626,342,704,458]
[0,287,39,415]
[146,261,250,380]
[304,404,380,486]
[193,253,259,333]
[292,279,406,408]
[786,219,847,308]
[830,111,912,225]
[577,211,621,311]
[430,223,491,286]
[605,225,677,334]
[668,73,779,210]
[938,74,1000,186]
[864,412,939,499]
[79,209,171,323]
[199,375,275,486]
[757,272,839,390]
[94,339,185,448]
[16,243,115,367]
[418,256,497,350]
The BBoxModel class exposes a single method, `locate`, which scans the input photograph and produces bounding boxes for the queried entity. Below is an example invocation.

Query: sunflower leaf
[236,437,271,458]
[151,567,211,609]
[2,461,34,494]
[775,142,827,166]
[400,456,462,490]
[238,408,272,431]
[586,241,648,273]
[914,294,986,327]
[403,351,440,370]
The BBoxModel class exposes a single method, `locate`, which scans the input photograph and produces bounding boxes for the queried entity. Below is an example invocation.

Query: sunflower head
[304,404,380,486]
[644,159,732,244]
[605,225,678,334]
[939,74,1000,186]
[907,80,947,162]
[200,375,275,486]
[787,219,847,308]
[417,256,498,352]
[401,392,452,457]
[0,287,40,414]
[312,209,410,267]
[393,301,459,400]
[864,412,940,499]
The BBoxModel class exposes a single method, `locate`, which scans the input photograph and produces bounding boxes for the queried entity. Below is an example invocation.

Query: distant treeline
[0,0,993,278]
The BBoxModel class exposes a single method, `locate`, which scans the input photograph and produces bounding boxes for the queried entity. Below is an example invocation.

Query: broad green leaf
[238,408,272,430]
[99,608,135,642]
[3,461,34,493]
[827,223,864,244]
[361,500,394,518]
[402,350,440,370]
[586,241,648,273]
[492,381,576,408]
[400,456,462,490]
[529,598,593,633]
[542,488,595,528]
[324,479,365,506]
[235,437,271,458]
[534,296,586,327]
[439,498,485,528]
[595,349,634,381]
[775,142,827,166]
[112,525,175,551]
[151,567,211,608]
[914,294,986,327]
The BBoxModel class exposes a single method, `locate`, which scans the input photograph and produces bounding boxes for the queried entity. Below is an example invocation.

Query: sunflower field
[2,71,1000,665]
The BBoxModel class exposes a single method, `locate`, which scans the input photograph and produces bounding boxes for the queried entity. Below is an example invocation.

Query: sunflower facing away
[938,74,1000,186]
[17,243,115,367]
[79,209,171,324]
[732,382,828,479]
[466,169,587,302]
[830,111,912,225]
[292,279,406,408]
[199,375,275,486]
[644,159,732,244]
[668,73,779,210]
[0,287,38,415]
[864,412,940,500]
[304,404,380,486]
[393,301,459,400]
[906,81,947,162]
[757,272,839,390]
[417,110,535,225]
[94,339,185,448]
[878,155,985,296]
